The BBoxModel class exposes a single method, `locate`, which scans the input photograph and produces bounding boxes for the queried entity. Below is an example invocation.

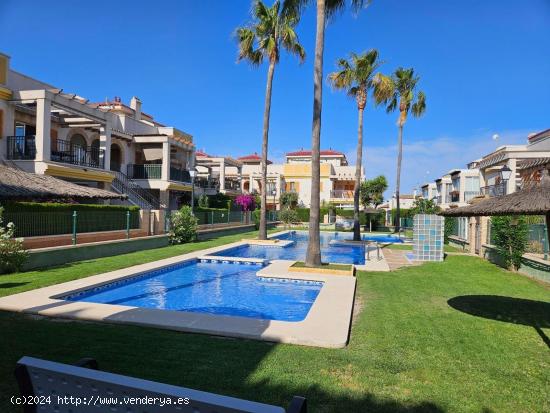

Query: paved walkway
[381,248,421,271]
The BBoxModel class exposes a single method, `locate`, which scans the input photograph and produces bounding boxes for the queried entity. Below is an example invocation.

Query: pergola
[363,207,384,232]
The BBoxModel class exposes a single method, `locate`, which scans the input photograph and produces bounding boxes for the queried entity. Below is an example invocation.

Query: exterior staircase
[111,171,160,210]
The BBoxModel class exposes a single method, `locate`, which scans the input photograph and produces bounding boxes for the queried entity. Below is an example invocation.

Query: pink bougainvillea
[235,194,256,212]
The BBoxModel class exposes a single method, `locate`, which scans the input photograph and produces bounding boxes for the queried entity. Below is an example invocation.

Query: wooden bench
[14,357,307,413]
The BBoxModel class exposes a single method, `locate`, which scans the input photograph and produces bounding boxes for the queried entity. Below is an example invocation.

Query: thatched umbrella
[440,173,550,246]
[363,207,384,232]
[0,165,126,201]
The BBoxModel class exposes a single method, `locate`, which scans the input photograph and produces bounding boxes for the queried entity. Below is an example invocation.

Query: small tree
[169,206,198,244]
[409,198,440,215]
[491,216,529,271]
[280,191,299,209]
[0,207,28,274]
[279,208,300,229]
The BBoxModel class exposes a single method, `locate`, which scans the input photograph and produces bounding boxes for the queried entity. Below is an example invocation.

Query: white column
[219,159,225,191]
[507,159,517,194]
[162,141,170,180]
[35,97,51,162]
[99,121,112,170]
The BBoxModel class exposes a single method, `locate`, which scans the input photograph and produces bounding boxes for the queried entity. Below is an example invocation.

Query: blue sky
[1,0,549,196]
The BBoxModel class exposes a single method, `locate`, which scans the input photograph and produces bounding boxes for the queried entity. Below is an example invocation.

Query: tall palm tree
[328,49,392,241]
[236,0,305,240]
[385,67,426,232]
[286,0,369,266]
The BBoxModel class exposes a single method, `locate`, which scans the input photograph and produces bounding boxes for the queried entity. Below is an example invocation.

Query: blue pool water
[214,231,366,264]
[63,260,322,322]
[362,234,404,243]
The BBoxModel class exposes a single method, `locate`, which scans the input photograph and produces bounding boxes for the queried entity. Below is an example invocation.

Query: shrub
[280,192,299,209]
[207,193,233,210]
[279,208,300,228]
[444,217,456,244]
[491,216,529,270]
[409,198,440,215]
[0,207,28,274]
[198,194,209,209]
[169,206,198,244]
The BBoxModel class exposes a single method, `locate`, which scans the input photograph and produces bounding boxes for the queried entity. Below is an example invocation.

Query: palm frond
[386,96,398,113]
[372,73,394,106]
[411,90,426,117]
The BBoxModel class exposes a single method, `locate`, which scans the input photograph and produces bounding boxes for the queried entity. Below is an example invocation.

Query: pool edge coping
[0,230,356,349]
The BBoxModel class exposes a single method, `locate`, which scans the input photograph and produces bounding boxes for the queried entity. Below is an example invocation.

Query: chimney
[0,52,10,87]
[130,96,142,120]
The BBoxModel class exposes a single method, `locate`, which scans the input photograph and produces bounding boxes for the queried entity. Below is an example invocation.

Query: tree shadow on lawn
[447,295,550,348]
[0,282,29,289]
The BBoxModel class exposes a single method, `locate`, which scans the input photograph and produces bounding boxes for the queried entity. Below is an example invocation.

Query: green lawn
[1,233,549,412]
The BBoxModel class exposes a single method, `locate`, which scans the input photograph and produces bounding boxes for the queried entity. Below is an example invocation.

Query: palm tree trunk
[306,0,326,267]
[353,107,364,241]
[259,60,276,240]
[395,120,404,233]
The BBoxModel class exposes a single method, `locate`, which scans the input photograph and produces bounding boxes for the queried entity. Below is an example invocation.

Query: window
[15,122,26,136]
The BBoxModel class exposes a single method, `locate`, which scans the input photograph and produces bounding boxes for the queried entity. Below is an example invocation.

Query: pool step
[197,255,267,266]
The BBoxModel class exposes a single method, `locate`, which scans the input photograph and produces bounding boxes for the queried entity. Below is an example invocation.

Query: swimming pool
[362,234,404,243]
[61,260,322,322]
[213,231,367,264]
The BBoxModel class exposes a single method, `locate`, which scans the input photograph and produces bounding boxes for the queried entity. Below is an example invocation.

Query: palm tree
[328,50,392,241]
[236,0,305,240]
[286,0,369,266]
[385,67,426,232]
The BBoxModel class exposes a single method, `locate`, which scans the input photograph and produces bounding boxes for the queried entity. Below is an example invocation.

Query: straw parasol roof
[0,165,126,200]
[440,178,550,218]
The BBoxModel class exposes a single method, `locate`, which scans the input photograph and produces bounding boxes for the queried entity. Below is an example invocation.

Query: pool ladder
[366,242,381,261]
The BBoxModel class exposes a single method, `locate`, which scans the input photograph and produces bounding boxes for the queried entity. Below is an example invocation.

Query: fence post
[211,211,214,226]
[126,211,130,239]
[227,210,230,224]
[72,211,77,245]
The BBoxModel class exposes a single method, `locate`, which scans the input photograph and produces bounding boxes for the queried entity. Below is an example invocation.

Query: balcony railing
[51,138,105,169]
[464,190,481,202]
[170,166,191,183]
[127,164,162,179]
[196,178,218,189]
[224,180,241,191]
[7,136,36,160]
[480,181,508,197]
[330,189,354,199]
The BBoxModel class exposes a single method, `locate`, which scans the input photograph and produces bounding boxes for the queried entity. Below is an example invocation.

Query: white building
[0,52,195,210]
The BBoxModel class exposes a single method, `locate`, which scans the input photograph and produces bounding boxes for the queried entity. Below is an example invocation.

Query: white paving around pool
[0,231,357,348]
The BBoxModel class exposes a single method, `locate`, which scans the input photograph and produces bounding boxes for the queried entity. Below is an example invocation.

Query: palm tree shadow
[447,295,550,348]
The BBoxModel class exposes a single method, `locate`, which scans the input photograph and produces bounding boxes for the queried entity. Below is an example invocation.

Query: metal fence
[4,210,140,240]
[487,219,548,258]
[164,209,278,232]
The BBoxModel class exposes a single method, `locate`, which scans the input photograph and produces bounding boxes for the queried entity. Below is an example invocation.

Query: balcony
[464,191,481,202]
[127,164,161,179]
[126,164,191,183]
[7,136,105,169]
[330,189,354,199]
[224,179,241,191]
[51,138,105,169]
[170,166,191,183]
[7,136,36,160]
[480,181,508,197]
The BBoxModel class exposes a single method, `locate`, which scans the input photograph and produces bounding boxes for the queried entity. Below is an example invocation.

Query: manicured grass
[0,241,549,411]
[386,243,464,253]
[291,261,353,271]
[0,230,272,298]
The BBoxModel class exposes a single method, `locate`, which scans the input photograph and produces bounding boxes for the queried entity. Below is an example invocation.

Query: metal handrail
[51,138,105,169]
[112,171,160,209]
[6,135,37,160]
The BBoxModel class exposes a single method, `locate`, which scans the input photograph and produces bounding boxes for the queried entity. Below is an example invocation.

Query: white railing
[330,190,354,199]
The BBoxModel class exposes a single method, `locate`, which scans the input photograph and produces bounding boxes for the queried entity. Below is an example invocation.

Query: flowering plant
[0,207,28,274]
[234,194,256,212]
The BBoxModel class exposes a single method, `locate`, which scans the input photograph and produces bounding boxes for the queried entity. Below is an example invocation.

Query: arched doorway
[70,134,87,165]
[110,143,122,172]
[90,139,100,167]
